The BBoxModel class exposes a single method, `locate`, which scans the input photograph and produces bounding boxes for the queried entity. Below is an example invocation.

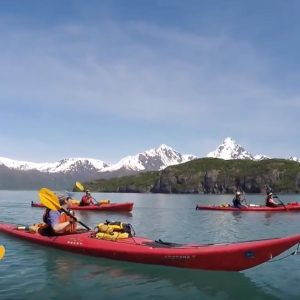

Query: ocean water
[0,191,300,300]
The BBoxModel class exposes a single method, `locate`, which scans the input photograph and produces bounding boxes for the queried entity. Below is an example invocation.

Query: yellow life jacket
[71,199,80,205]
[98,199,110,205]
[96,231,129,240]
[95,221,134,240]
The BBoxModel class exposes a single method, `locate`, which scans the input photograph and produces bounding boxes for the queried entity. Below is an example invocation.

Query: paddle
[273,193,287,208]
[39,188,91,230]
[75,181,84,192]
[242,193,249,206]
[242,192,248,206]
[75,181,98,205]
[0,245,5,259]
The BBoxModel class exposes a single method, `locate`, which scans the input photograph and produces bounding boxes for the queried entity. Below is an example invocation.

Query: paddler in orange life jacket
[41,197,77,235]
[80,190,94,206]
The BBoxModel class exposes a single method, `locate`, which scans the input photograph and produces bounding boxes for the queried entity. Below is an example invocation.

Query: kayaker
[80,190,94,206]
[265,192,283,207]
[232,191,247,208]
[40,198,77,235]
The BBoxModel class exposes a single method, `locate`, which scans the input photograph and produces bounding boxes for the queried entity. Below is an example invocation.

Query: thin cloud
[0,20,281,123]
[0,4,300,160]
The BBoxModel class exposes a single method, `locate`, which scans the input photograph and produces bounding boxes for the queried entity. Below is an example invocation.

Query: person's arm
[271,198,279,205]
[49,211,73,234]
[53,219,76,233]
[52,221,72,233]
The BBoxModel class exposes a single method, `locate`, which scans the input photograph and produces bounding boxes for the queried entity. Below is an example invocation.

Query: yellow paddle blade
[38,188,60,211]
[0,245,5,259]
[75,181,85,192]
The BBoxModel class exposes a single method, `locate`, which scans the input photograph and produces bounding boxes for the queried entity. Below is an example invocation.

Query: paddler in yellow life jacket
[41,197,77,235]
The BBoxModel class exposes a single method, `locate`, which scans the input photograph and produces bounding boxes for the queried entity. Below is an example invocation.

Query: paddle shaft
[242,193,248,206]
[92,197,98,205]
[274,194,287,209]
[61,207,91,230]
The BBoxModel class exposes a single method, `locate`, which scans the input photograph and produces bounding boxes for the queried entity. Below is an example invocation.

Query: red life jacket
[266,196,277,207]
[81,195,92,205]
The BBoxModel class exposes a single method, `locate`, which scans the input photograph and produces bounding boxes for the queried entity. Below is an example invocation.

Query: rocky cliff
[87,158,300,194]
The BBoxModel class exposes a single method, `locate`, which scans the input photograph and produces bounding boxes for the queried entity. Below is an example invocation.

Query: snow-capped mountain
[0,157,109,173]
[289,156,300,163]
[0,144,197,175]
[206,137,272,160]
[207,137,254,160]
[104,144,197,172]
[0,145,197,190]
[1,139,299,190]
[253,154,271,160]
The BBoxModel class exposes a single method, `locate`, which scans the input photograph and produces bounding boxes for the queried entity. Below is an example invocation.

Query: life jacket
[266,196,278,207]
[98,199,110,205]
[17,223,47,233]
[95,220,135,240]
[59,212,77,233]
[42,209,76,233]
[80,195,92,206]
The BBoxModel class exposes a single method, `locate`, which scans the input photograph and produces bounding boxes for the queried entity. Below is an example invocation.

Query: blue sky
[1,0,300,163]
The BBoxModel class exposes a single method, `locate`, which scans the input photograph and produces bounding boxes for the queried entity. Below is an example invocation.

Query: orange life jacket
[59,212,77,233]
[43,209,76,233]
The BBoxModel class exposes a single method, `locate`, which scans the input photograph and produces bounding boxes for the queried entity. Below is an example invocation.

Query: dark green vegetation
[84,158,300,194]
[86,171,161,193]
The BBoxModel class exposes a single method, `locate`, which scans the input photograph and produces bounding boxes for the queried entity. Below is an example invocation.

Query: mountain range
[0,137,298,190]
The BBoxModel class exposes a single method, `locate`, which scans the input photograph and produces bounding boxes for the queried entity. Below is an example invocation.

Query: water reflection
[231,210,243,219]
[1,237,279,300]
[30,252,278,300]
[263,212,274,226]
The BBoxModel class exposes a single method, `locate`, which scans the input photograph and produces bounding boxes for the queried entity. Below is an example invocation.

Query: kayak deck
[31,201,134,212]
[196,202,300,212]
[0,223,299,272]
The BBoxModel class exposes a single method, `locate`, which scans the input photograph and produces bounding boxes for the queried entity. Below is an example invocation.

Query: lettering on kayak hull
[244,250,255,258]
[164,255,196,260]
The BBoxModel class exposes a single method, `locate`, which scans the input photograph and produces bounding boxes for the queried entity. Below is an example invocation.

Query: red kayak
[196,202,300,212]
[31,201,134,212]
[0,223,299,271]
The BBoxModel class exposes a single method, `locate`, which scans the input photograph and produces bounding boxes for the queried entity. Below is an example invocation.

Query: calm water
[1,191,300,300]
